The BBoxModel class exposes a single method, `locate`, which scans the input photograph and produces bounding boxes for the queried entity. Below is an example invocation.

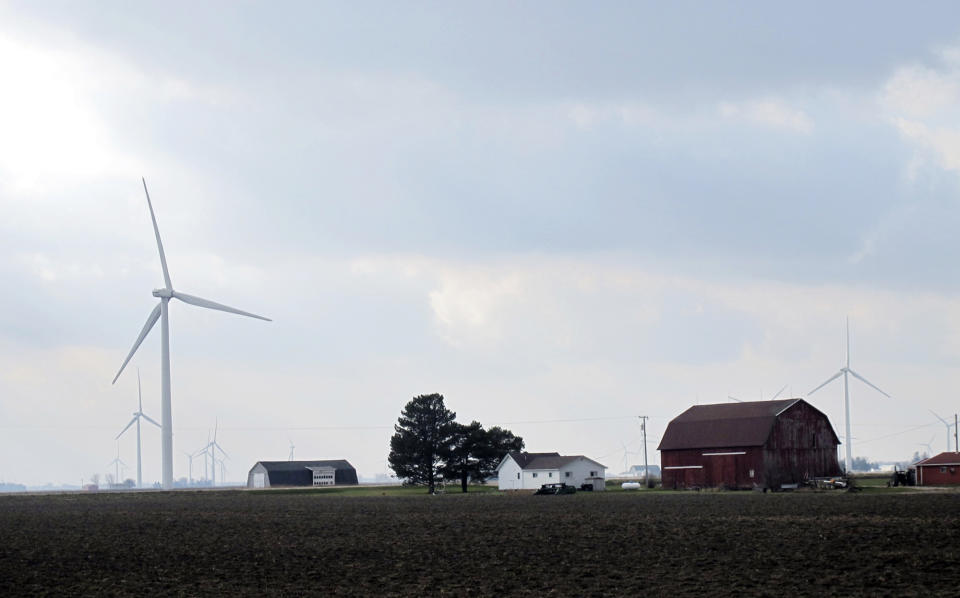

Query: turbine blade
[847,368,891,398]
[142,413,161,428]
[807,370,843,396]
[214,442,228,459]
[172,292,271,321]
[112,303,162,384]
[727,395,743,403]
[929,409,948,425]
[142,177,172,290]
[116,416,138,440]
[137,368,143,412]
[846,316,850,368]
[771,384,788,400]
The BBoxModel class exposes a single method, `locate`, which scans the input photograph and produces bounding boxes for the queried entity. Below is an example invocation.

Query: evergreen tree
[442,423,524,492]
[388,394,456,493]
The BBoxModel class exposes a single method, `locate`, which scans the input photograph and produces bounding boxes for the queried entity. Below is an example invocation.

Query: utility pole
[639,416,649,488]
[955,413,958,452]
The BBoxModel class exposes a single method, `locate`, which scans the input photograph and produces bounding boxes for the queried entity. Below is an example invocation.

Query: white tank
[621,482,641,490]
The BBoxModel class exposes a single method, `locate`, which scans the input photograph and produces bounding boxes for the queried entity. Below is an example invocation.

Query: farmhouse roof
[658,399,812,451]
[507,452,560,468]
[505,452,606,470]
[255,459,355,472]
[914,452,960,467]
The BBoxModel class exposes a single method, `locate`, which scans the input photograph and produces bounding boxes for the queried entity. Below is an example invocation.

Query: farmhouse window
[749,469,755,478]
[548,472,553,478]
[565,472,571,478]
[532,472,538,478]
[589,471,597,477]
[517,473,520,479]
[941,466,947,473]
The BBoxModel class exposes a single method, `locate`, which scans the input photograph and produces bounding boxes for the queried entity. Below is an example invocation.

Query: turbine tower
[116,369,161,488]
[113,178,271,489]
[808,317,890,473]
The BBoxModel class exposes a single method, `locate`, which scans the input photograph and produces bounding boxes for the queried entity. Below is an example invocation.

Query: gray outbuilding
[247,460,358,488]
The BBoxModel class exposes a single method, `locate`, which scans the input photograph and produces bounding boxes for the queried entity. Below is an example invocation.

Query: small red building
[914,452,960,486]
[658,399,841,490]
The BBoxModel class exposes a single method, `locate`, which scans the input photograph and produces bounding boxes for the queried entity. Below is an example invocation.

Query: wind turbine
[194,431,212,484]
[107,442,129,488]
[929,410,956,452]
[808,318,890,474]
[728,384,788,403]
[620,442,640,475]
[288,438,295,461]
[116,369,160,488]
[112,178,271,489]
[198,421,228,487]
[183,451,195,486]
[918,435,935,458]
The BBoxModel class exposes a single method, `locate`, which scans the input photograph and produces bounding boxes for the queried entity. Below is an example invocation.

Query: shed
[658,399,841,490]
[247,460,358,488]
[496,451,606,491]
[914,452,960,486]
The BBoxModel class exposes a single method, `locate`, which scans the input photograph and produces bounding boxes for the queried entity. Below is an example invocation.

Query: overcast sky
[3,2,960,486]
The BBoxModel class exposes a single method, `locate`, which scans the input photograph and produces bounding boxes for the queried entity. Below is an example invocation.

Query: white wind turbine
[112,178,271,489]
[183,451,195,486]
[107,441,129,488]
[808,318,890,474]
[288,438,296,461]
[929,410,956,453]
[116,369,161,488]
[198,422,228,487]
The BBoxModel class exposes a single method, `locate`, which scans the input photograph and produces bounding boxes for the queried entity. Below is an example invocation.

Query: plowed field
[1,489,958,596]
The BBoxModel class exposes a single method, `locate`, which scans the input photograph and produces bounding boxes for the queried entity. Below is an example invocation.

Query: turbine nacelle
[152,288,173,298]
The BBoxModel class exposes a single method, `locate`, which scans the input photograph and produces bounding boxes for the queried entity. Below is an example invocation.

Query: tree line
[388,393,524,493]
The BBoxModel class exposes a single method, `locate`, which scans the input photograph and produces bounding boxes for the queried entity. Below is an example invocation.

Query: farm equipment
[887,467,916,487]
[535,483,576,495]
[809,477,848,489]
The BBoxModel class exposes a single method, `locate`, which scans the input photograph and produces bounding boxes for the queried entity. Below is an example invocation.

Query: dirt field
[1,488,958,596]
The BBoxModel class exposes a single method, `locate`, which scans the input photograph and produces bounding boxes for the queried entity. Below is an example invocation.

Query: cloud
[718,98,814,134]
[565,101,659,130]
[880,44,960,175]
[0,28,231,193]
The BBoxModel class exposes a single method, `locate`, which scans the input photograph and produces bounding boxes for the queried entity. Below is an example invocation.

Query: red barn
[658,399,841,490]
[914,452,960,486]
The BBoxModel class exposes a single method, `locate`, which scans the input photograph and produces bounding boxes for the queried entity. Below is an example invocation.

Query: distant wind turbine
[728,385,788,404]
[197,421,228,487]
[929,410,956,453]
[620,441,640,475]
[116,369,160,488]
[112,178,271,489]
[808,318,890,473]
[919,435,935,457]
[107,442,129,487]
[183,451,195,486]
[288,438,296,461]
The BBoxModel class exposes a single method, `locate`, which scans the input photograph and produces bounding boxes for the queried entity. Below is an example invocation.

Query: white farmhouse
[496,451,606,491]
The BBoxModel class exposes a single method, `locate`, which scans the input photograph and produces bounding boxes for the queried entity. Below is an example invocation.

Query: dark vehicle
[535,483,576,495]
[887,467,916,487]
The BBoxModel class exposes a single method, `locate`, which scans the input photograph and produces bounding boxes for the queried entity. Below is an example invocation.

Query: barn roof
[255,459,355,472]
[915,452,960,467]
[658,399,807,451]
